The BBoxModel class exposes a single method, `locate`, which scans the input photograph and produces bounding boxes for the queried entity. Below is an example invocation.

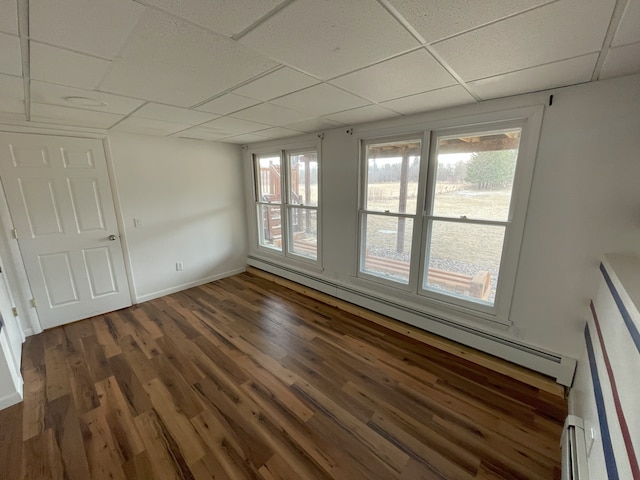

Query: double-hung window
[358,111,539,323]
[359,135,424,286]
[254,148,319,263]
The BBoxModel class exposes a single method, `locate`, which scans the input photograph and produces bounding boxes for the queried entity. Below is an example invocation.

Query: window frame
[284,148,320,263]
[355,106,543,326]
[252,143,321,268]
[357,132,429,291]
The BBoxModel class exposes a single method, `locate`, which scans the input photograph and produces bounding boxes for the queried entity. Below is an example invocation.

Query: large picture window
[358,116,537,322]
[254,147,320,264]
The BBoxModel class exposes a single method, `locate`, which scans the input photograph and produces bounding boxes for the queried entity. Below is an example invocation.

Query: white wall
[244,73,640,362]
[569,255,640,480]
[108,133,247,302]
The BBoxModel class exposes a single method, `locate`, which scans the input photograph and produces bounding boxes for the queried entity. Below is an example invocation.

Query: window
[421,128,521,309]
[360,136,422,285]
[358,116,536,321]
[254,147,320,263]
[255,153,283,251]
[287,150,319,260]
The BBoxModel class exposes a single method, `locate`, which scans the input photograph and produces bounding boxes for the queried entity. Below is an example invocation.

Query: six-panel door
[0,133,131,329]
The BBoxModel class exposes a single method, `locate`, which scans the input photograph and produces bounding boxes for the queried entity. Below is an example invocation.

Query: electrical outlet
[176,262,183,271]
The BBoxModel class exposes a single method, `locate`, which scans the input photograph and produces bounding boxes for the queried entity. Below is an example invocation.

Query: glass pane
[424,221,506,305]
[288,207,317,260]
[365,139,421,214]
[362,214,414,284]
[432,129,521,221]
[256,154,282,203]
[258,205,282,251]
[289,151,318,206]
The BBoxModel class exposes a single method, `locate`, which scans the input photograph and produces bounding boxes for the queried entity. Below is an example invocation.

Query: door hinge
[30,298,37,308]
[12,228,18,239]
[11,307,18,317]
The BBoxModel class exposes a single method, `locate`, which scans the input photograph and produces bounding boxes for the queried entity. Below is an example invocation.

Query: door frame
[0,125,136,336]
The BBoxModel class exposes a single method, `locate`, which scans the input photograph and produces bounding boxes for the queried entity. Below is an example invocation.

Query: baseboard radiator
[561,415,590,480]
[247,256,577,385]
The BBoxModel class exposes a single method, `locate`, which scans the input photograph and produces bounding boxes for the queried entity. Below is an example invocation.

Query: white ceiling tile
[231,103,311,126]
[468,54,598,100]
[0,73,24,114]
[389,0,553,43]
[432,0,616,81]
[612,0,640,47]
[0,0,18,35]
[100,9,278,107]
[223,133,272,144]
[174,126,234,141]
[196,93,262,115]
[233,67,320,101]
[202,116,271,134]
[30,103,123,129]
[380,85,475,115]
[30,81,144,115]
[331,50,456,102]
[284,117,345,133]
[111,117,193,136]
[253,127,302,139]
[0,98,24,114]
[133,103,217,125]
[137,0,284,37]
[0,73,22,99]
[0,111,25,122]
[323,105,400,125]
[30,0,146,59]
[600,42,640,79]
[0,32,21,76]
[271,84,369,116]
[30,43,112,90]
[240,0,419,79]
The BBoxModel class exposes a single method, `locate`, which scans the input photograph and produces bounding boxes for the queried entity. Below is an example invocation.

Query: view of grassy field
[364,182,512,300]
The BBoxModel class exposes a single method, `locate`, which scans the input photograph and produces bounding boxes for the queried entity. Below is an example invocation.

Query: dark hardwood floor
[0,271,566,479]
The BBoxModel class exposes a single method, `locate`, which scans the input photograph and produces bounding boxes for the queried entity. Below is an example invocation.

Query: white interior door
[0,265,23,374]
[0,133,131,329]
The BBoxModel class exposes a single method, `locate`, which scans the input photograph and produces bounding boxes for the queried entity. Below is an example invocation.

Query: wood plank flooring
[0,271,566,479]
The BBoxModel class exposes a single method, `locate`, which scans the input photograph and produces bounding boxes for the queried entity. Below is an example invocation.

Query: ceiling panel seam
[591,0,632,80]
[17,0,29,120]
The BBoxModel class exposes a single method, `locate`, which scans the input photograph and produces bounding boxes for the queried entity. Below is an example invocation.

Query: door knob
[108,234,117,241]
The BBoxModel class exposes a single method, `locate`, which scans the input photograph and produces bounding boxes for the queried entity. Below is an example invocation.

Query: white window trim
[355,106,544,326]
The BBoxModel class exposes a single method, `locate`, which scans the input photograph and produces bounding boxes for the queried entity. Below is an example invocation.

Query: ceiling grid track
[17,0,30,121]
[591,0,631,81]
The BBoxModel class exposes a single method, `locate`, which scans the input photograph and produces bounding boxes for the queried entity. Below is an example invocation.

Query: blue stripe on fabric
[585,323,619,480]
[600,262,640,355]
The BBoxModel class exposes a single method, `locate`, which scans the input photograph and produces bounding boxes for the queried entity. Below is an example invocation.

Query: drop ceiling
[0,0,638,144]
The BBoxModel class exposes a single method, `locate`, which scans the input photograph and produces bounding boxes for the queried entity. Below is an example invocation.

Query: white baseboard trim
[0,389,22,410]
[134,267,246,304]
[248,256,577,386]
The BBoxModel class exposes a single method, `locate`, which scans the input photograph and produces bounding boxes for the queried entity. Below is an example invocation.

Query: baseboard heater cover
[561,415,590,480]
[248,255,577,386]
